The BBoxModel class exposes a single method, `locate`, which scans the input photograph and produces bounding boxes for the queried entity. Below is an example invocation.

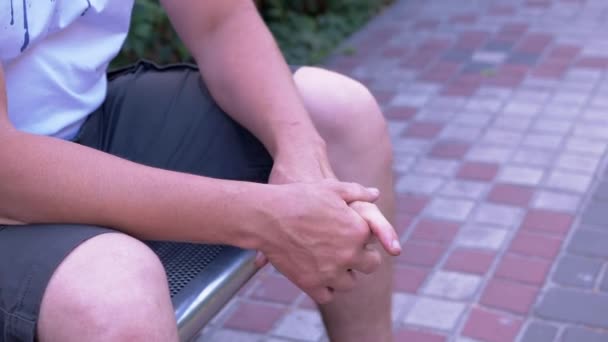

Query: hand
[260,144,400,258]
[257,179,398,304]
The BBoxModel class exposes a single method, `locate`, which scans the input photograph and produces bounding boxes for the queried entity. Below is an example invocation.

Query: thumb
[332,181,380,204]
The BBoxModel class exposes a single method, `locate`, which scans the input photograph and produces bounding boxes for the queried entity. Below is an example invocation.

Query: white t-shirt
[1,0,134,140]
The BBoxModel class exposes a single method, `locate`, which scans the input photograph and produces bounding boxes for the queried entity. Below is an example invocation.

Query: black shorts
[0,61,293,341]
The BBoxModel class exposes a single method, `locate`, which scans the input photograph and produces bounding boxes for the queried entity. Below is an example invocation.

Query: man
[0,1,399,341]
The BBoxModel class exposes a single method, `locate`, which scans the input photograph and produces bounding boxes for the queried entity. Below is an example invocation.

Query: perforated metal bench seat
[148,242,257,341]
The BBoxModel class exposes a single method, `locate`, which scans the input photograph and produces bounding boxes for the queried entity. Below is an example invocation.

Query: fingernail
[368,187,380,195]
[391,239,401,252]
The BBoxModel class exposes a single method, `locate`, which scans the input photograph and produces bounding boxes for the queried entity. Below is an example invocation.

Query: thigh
[0,224,114,342]
[75,61,275,182]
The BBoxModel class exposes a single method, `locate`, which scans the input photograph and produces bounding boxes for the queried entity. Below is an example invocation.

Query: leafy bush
[112,0,390,67]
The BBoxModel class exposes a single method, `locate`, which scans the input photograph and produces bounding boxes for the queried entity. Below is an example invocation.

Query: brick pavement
[199,0,608,341]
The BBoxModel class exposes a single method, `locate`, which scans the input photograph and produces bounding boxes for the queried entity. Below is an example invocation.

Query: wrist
[273,130,327,158]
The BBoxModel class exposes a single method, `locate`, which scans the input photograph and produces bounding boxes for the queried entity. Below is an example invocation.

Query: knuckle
[317,292,333,305]
[337,249,358,266]
[352,220,370,241]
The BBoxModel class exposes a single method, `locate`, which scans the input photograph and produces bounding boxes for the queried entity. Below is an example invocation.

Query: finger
[351,201,401,256]
[328,270,357,292]
[331,181,380,203]
[352,246,383,274]
[308,287,334,305]
[254,251,268,268]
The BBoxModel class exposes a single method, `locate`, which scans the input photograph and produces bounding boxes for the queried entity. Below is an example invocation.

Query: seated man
[0,1,399,341]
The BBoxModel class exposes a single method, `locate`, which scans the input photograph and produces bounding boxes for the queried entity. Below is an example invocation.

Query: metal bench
[148,242,258,341]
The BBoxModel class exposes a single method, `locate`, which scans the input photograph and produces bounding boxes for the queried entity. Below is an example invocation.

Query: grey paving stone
[484,40,513,52]
[482,129,524,147]
[498,166,544,186]
[582,108,608,124]
[472,51,507,64]
[601,270,608,293]
[440,180,488,200]
[440,125,483,141]
[566,68,603,82]
[421,271,482,300]
[513,89,551,103]
[427,97,468,110]
[477,86,512,100]
[532,118,573,135]
[533,190,580,212]
[396,174,444,194]
[273,309,324,341]
[545,171,591,193]
[523,133,563,149]
[205,330,264,342]
[465,98,504,113]
[503,102,542,117]
[507,52,540,65]
[391,92,432,107]
[536,287,608,329]
[553,255,603,289]
[425,198,475,221]
[474,203,523,228]
[519,322,558,342]
[407,82,442,95]
[493,116,532,131]
[512,149,555,167]
[417,110,456,123]
[568,228,608,258]
[551,91,589,106]
[404,297,466,331]
[456,225,509,250]
[387,121,408,140]
[556,153,600,174]
[392,138,432,155]
[565,137,607,156]
[574,123,608,140]
[467,145,513,163]
[415,158,460,177]
[561,81,596,93]
[453,113,492,128]
[582,202,608,227]
[591,96,608,108]
[392,154,416,173]
[561,326,608,342]
[442,49,474,62]
[523,78,558,91]
[462,62,495,73]
[543,103,581,119]
[391,293,418,325]
[593,181,608,202]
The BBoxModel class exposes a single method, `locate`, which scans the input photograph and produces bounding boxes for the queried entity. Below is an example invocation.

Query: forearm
[0,129,269,248]
[166,2,324,156]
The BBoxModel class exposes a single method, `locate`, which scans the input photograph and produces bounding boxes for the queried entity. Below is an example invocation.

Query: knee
[38,233,176,341]
[294,67,391,155]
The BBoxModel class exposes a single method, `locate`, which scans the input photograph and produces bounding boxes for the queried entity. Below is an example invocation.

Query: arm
[160,0,324,159]
[0,64,266,246]
[160,0,401,253]
[0,64,383,303]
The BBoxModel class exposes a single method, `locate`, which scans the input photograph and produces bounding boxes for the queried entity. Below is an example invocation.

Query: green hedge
[112,0,390,67]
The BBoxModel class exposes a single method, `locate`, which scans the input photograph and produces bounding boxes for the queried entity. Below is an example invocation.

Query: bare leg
[295,67,395,342]
[38,233,178,342]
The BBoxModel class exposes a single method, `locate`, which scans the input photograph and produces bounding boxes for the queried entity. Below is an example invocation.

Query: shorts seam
[0,306,35,324]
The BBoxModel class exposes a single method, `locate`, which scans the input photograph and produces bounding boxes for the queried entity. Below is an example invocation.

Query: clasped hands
[254,146,400,304]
